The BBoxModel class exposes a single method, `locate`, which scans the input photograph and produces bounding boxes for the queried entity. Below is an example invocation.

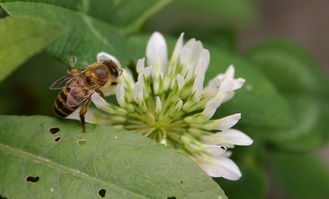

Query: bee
[49,59,122,131]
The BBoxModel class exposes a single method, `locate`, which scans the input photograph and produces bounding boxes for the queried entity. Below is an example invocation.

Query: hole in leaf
[76,139,88,145]
[0,195,8,199]
[180,180,184,184]
[98,189,106,198]
[25,176,40,183]
[49,127,60,134]
[54,136,61,142]
[167,197,176,199]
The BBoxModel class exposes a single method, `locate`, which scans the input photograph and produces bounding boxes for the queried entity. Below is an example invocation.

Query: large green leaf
[0,1,133,68]
[270,153,329,199]
[0,16,64,81]
[1,0,172,31]
[0,115,226,199]
[0,0,173,68]
[245,40,329,98]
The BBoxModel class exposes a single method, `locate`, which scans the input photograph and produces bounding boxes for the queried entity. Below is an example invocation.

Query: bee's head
[102,60,122,79]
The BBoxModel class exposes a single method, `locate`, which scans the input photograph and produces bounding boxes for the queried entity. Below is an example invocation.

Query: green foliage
[260,96,329,152]
[0,115,226,199]
[0,1,132,68]
[0,16,64,81]
[0,1,329,199]
[245,40,329,97]
[146,0,259,32]
[270,153,329,199]
[218,163,267,199]
[244,41,329,151]
[0,0,171,69]
[205,45,295,128]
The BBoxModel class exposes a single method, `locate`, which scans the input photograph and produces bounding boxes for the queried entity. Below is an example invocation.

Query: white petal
[233,78,246,90]
[66,107,109,124]
[116,83,125,106]
[155,96,162,114]
[193,49,210,96]
[203,77,221,98]
[202,98,221,120]
[136,58,145,74]
[176,74,185,90]
[204,113,241,131]
[146,32,168,77]
[225,65,235,79]
[204,145,227,157]
[203,129,253,146]
[174,99,183,112]
[195,49,210,76]
[143,66,153,77]
[91,92,114,113]
[198,156,242,180]
[133,80,144,104]
[180,39,203,68]
[96,52,122,68]
[170,32,184,63]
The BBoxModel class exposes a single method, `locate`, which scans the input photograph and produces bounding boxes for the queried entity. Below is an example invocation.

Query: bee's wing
[66,85,96,107]
[49,74,75,90]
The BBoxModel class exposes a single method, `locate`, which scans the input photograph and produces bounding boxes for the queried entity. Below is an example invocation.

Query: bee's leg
[79,99,91,132]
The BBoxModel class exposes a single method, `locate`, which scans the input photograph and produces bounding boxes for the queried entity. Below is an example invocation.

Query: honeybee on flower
[68,32,253,181]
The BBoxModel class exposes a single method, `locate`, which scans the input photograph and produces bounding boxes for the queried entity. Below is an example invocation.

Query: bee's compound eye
[110,66,118,77]
[94,66,108,79]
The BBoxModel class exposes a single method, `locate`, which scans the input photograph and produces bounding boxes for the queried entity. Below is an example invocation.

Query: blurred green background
[0,0,328,199]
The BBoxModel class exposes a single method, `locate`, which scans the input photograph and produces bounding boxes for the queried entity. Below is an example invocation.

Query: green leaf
[263,96,329,152]
[146,0,259,30]
[0,16,64,81]
[245,40,329,98]
[270,153,329,199]
[0,1,134,68]
[0,115,226,199]
[112,0,174,33]
[0,0,173,68]
[215,138,268,199]
[217,163,267,199]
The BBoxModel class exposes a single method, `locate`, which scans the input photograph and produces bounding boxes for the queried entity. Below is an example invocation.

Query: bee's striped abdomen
[54,88,77,118]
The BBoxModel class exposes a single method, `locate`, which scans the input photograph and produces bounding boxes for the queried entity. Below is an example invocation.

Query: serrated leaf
[245,40,329,98]
[270,153,329,199]
[0,16,64,81]
[0,115,226,199]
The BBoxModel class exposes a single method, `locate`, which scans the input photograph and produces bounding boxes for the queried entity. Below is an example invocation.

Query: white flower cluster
[69,32,253,181]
